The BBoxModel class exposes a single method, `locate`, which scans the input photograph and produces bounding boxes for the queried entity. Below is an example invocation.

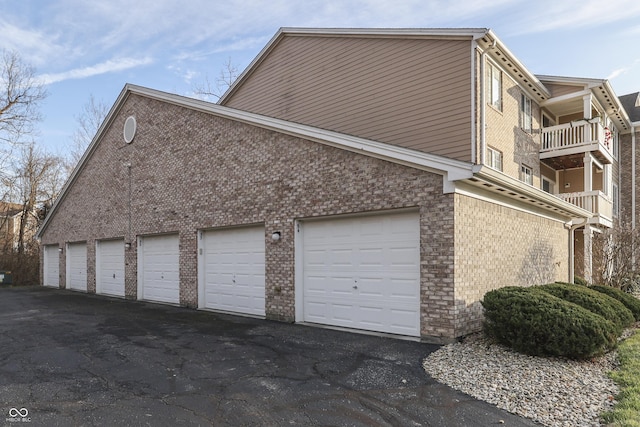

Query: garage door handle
[353,285,358,290]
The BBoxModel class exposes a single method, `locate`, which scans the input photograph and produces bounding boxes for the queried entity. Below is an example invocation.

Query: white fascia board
[482,30,551,100]
[278,27,490,38]
[130,85,475,178]
[540,89,592,107]
[173,88,473,181]
[37,84,475,238]
[36,85,132,239]
[471,165,592,218]
[536,75,606,88]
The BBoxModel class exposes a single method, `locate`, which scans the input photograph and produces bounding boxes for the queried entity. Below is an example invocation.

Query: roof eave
[478,30,551,101]
[469,166,592,219]
[37,84,477,238]
[36,85,133,239]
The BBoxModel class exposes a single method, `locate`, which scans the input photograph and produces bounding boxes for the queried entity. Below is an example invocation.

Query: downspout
[479,39,497,166]
[633,125,636,270]
[633,126,636,230]
[567,218,588,284]
[470,40,477,164]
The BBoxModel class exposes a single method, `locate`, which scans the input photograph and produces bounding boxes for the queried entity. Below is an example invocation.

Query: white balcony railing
[556,190,613,220]
[541,118,613,160]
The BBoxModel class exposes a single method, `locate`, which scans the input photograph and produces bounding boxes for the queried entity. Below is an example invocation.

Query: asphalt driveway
[0,286,538,426]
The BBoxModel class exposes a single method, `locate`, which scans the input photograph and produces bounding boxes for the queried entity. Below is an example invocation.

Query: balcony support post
[584,153,593,210]
[583,94,592,120]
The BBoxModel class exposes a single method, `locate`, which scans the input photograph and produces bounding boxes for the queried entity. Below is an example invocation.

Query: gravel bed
[422,332,627,427]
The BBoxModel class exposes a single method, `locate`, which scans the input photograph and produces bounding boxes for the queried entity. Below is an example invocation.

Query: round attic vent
[123,116,137,143]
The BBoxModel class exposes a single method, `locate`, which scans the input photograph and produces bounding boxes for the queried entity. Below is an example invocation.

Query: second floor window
[487,147,503,171]
[487,63,502,111]
[613,183,619,217]
[520,94,532,132]
[520,164,533,186]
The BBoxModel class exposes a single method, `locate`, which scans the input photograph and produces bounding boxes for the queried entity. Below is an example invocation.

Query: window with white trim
[542,177,554,194]
[487,63,502,111]
[520,164,533,185]
[520,94,532,132]
[487,147,503,171]
[613,183,619,217]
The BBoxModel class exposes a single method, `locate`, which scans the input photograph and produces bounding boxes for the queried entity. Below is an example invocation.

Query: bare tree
[11,142,65,254]
[192,57,239,102]
[0,49,47,199]
[590,214,640,292]
[66,94,109,174]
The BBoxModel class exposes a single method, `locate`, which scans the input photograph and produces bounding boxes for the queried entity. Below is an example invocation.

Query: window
[542,177,554,194]
[520,94,532,132]
[542,114,555,128]
[613,183,619,217]
[520,164,533,185]
[487,63,502,111]
[487,147,503,171]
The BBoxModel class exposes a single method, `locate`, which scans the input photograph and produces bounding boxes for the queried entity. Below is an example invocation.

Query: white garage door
[200,226,265,316]
[43,245,60,288]
[301,211,420,337]
[138,234,180,304]
[67,242,87,292]
[96,239,125,297]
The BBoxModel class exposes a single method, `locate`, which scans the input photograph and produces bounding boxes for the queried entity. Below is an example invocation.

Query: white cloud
[608,68,628,80]
[504,0,640,35]
[0,19,64,66]
[39,57,153,85]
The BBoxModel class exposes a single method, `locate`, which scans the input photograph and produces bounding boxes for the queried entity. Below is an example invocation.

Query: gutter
[472,166,593,218]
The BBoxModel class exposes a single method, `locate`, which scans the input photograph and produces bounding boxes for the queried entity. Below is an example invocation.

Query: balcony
[540,118,614,166]
[556,190,613,226]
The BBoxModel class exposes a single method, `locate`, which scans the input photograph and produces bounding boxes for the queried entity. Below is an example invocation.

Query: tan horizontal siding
[225,35,473,162]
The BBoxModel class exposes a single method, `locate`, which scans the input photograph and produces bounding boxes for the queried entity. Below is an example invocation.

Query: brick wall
[485,64,541,187]
[620,130,640,226]
[453,193,569,336]
[40,93,457,338]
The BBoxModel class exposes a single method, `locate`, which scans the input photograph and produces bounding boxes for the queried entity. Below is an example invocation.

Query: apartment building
[37,28,635,341]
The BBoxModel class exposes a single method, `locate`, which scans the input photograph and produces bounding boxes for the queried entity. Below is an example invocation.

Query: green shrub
[539,282,634,334]
[574,275,588,286]
[482,286,618,359]
[590,284,640,321]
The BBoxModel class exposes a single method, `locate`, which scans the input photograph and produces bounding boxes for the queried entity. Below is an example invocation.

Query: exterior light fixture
[271,231,281,241]
[58,247,63,253]
[125,242,131,250]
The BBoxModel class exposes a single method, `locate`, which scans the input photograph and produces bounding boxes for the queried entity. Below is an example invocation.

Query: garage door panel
[330,304,354,322]
[67,243,87,292]
[140,234,180,304]
[305,301,329,321]
[44,245,60,288]
[390,278,419,299]
[302,212,420,337]
[97,240,125,297]
[201,227,265,316]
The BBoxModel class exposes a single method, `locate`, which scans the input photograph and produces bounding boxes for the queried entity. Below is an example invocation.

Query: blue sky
[2,0,640,156]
